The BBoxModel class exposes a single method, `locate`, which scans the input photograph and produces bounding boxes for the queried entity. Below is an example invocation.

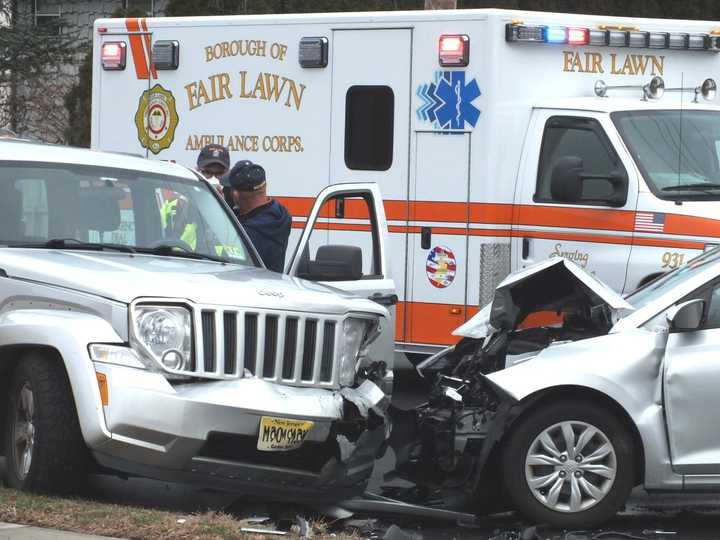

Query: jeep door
[286,183,396,366]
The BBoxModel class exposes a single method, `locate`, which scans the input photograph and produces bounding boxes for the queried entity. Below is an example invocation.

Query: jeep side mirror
[550,156,584,203]
[667,299,705,332]
[303,245,363,281]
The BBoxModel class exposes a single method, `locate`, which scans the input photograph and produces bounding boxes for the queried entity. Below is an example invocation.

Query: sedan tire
[501,400,636,528]
[3,353,88,493]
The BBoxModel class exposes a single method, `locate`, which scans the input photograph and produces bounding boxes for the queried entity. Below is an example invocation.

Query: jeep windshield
[612,110,720,201]
[0,162,255,266]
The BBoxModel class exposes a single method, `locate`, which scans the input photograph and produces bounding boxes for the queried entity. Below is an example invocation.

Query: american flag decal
[635,212,665,233]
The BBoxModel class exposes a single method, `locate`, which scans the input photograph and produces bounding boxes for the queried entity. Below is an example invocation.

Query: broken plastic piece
[295,515,312,538]
[383,524,422,540]
[240,528,288,536]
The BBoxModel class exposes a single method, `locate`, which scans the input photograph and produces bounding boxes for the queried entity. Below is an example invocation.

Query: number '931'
[662,252,685,269]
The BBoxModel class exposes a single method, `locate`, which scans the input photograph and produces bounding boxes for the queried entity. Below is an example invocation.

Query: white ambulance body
[92,9,720,354]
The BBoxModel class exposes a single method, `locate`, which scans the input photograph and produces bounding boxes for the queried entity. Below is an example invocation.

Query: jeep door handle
[370,293,399,307]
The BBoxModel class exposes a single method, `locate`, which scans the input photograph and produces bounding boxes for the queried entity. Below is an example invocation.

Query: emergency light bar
[101,41,126,70]
[506,22,720,52]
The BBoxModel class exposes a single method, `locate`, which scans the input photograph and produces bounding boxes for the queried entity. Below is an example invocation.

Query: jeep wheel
[501,400,635,528]
[3,353,88,493]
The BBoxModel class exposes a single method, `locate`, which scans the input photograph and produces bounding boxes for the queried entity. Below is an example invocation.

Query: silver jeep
[0,140,396,500]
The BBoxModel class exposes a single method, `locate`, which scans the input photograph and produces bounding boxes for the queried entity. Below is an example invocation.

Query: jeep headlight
[133,306,193,373]
[339,317,373,386]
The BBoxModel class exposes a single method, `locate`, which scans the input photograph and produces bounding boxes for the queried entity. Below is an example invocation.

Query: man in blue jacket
[225,161,291,273]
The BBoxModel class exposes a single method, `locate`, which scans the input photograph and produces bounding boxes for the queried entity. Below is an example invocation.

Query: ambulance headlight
[132,305,193,373]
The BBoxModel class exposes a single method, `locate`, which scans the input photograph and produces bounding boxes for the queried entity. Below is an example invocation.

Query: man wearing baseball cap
[196,144,230,190]
[226,160,291,273]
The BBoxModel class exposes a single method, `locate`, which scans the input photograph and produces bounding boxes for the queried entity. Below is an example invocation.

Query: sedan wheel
[525,421,617,513]
[501,400,636,528]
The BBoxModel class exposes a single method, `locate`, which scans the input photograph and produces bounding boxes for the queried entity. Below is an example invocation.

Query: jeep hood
[0,249,386,316]
[453,258,633,339]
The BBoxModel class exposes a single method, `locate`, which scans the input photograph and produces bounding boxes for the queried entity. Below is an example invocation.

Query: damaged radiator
[192,307,342,388]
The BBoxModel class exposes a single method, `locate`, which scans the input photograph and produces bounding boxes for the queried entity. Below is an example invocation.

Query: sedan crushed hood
[0,249,385,316]
[454,258,633,339]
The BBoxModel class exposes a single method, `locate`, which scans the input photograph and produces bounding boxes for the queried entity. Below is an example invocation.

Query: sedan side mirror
[667,299,705,332]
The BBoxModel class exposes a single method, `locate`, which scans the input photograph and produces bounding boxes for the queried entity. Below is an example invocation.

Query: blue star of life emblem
[416,71,481,130]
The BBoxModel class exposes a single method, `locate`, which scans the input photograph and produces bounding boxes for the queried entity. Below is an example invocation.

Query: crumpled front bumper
[91,362,388,499]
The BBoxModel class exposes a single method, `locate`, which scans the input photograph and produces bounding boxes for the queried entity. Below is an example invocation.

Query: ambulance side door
[512,110,638,292]
[286,183,396,365]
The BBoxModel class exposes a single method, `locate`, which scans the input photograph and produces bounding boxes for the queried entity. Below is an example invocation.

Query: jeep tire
[3,353,88,493]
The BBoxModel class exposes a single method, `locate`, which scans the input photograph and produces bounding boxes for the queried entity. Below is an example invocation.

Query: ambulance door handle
[522,237,531,260]
[421,227,432,250]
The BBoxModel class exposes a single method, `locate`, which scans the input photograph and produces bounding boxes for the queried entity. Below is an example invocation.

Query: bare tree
[0,0,89,142]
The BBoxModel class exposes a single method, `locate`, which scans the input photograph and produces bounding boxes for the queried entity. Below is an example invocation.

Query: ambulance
[92,8,720,357]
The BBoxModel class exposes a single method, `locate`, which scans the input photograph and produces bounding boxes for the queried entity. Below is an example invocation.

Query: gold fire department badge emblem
[134,84,179,155]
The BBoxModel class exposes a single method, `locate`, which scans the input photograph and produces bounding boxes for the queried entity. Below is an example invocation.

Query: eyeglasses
[200,168,226,178]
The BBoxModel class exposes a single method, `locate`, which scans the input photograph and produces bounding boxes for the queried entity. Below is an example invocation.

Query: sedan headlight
[132,305,193,373]
[339,317,374,386]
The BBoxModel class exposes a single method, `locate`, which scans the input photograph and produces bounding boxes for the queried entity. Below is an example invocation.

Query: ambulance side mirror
[550,156,583,203]
[551,156,628,207]
[602,170,629,207]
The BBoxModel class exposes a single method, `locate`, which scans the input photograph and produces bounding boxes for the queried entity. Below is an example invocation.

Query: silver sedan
[391,251,720,528]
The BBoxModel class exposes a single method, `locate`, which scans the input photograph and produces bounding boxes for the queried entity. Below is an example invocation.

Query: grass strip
[0,487,351,539]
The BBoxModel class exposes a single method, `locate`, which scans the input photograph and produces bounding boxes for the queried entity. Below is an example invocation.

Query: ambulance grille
[196,308,341,387]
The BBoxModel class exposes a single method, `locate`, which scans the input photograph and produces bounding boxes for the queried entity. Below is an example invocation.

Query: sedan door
[664,280,720,476]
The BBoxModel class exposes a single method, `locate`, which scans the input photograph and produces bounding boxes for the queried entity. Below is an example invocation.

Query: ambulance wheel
[3,352,88,494]
[501,400,635,528]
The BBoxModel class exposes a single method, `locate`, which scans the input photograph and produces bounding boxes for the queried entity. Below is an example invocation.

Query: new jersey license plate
[257,416,314,452]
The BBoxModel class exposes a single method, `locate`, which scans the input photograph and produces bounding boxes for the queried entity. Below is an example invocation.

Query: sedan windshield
[0,162,254,265]
[612,110,720,200]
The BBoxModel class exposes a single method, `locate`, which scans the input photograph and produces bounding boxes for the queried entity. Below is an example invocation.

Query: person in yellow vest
[159,194,201,250]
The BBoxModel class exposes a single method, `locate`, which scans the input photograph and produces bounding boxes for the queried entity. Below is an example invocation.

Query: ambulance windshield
[612,110,720,200]
[0,162,255,266]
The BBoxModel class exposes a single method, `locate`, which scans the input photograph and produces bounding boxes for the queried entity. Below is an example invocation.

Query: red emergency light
[439,34,470,67]
[567,27,590,45]
[101,41,126,70]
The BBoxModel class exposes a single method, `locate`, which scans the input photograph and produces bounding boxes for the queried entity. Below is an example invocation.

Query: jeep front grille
[194,308,341,387]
